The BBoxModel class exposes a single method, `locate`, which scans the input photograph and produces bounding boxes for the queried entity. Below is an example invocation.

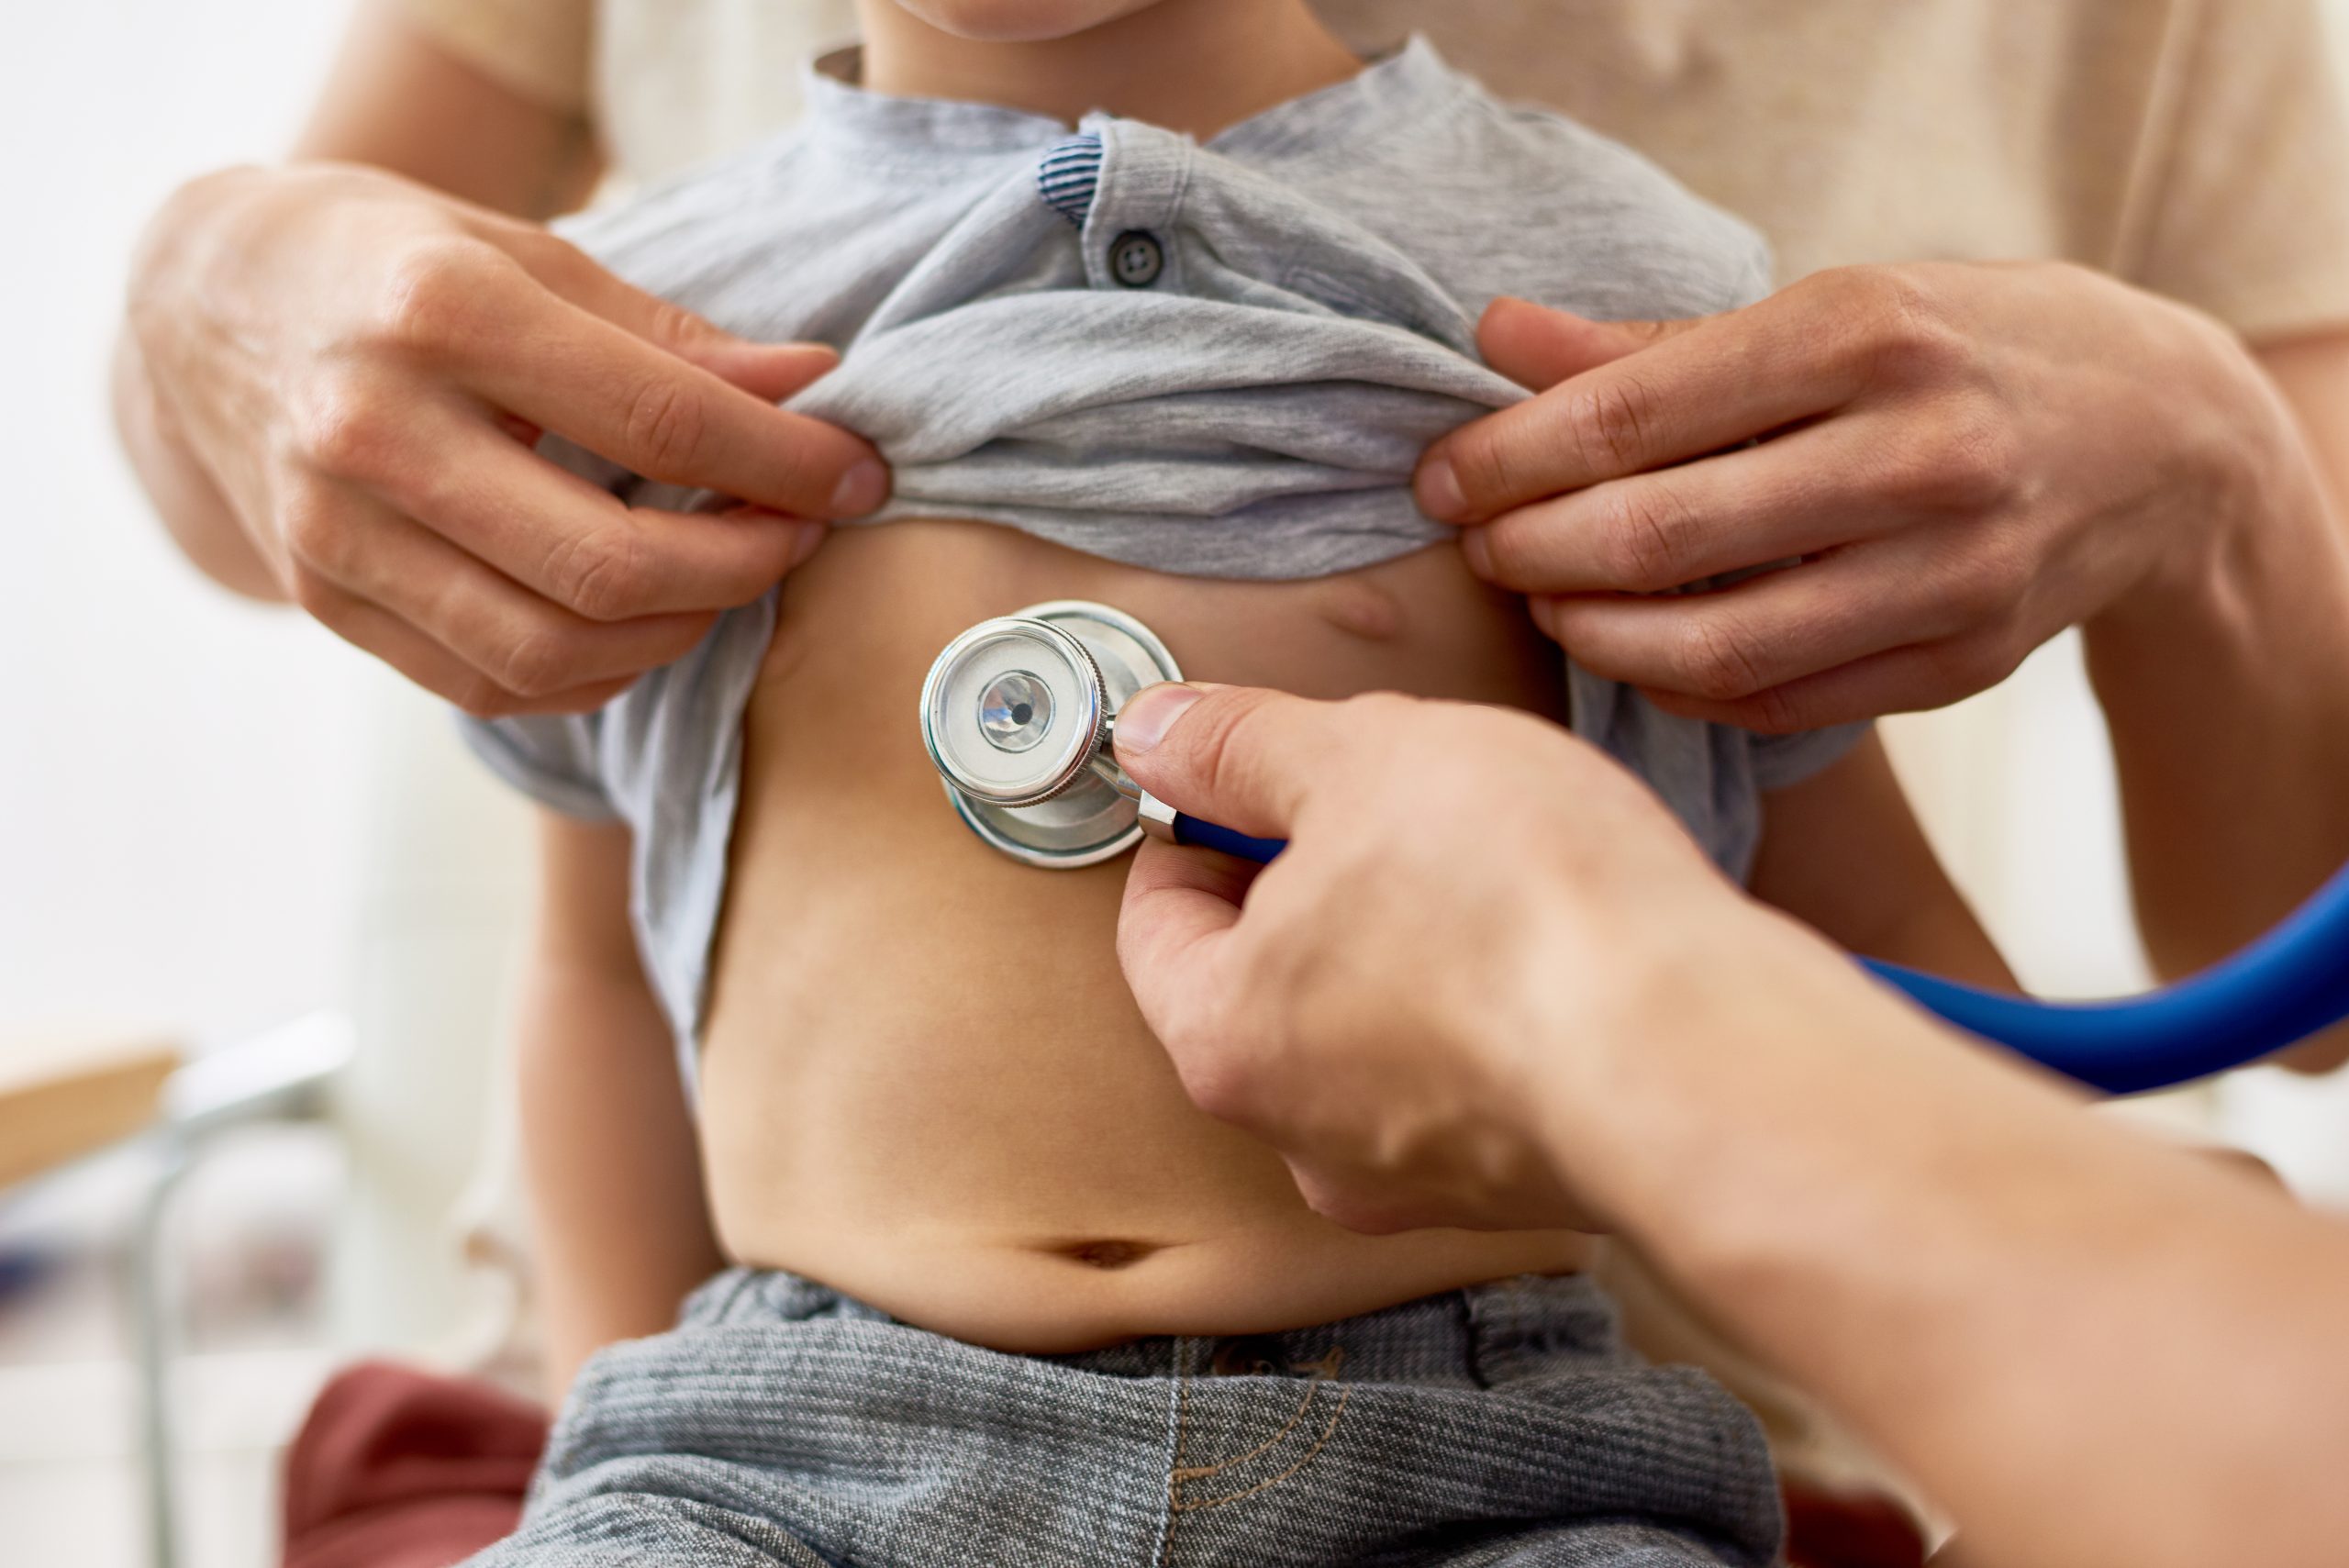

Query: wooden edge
[0,1032,187,1189]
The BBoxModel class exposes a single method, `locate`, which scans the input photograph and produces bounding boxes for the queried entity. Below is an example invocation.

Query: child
[460,1,2009,1562]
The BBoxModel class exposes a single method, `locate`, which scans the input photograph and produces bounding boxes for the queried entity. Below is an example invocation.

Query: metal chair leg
[115,1012,353,1568]
[128,1140,193,1568]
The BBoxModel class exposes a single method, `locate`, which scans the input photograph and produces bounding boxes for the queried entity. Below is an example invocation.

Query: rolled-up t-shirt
[461,39,1865,1058]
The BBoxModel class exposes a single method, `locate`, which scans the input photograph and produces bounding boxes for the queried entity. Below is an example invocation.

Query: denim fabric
[461,1269,1782,1568]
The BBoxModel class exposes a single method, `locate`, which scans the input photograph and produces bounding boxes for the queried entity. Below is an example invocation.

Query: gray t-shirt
[463,38,1865,1066]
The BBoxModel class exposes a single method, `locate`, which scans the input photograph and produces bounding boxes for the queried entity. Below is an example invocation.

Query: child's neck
[856,0,1364,140]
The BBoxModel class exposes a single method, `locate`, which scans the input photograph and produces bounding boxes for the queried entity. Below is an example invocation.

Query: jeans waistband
[684,1265,1623,1387]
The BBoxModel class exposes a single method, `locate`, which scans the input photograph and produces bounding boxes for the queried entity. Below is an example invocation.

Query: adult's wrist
[1539,912,2034,1314]
[115,169,295,600]
[1504,892,1848,1232]
[123,165,276,439]
[128,164,265,308]
[2087,314,2326,650]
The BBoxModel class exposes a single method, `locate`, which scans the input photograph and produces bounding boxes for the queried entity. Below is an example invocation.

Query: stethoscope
[920,601,2349,1094]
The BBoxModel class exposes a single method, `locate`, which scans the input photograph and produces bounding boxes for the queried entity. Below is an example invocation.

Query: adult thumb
[1476,295,1709,393]
[1113,684,1341,840]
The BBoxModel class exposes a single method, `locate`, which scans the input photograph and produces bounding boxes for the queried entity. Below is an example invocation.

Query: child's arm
[1747,733,2016,990]
[518,810,726,1404]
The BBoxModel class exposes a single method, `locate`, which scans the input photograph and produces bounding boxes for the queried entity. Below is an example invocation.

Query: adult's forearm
[1550,929,2349,1568]
[110,317,282,602]
[2086,346,2349,987]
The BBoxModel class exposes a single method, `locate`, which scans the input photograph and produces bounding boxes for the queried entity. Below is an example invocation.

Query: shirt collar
[798,34,1465,162]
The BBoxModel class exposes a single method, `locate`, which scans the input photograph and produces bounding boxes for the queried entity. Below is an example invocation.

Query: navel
[1053,1238,1160,1270]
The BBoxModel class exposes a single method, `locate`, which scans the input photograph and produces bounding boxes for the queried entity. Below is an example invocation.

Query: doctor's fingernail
[1415,456,1467,522]
[784,519,828,568]
[1115,684,1205,755]
[1458,526,1493,574]
[829,459,888,518]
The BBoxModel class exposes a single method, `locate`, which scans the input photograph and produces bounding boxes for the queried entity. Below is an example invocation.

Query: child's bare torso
[696,518,1591,1352]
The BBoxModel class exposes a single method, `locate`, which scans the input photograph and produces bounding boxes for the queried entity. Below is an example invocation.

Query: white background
[4,1,368,1050]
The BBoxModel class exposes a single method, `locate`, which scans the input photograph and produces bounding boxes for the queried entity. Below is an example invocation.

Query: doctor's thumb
[1113,683,1325,840]
[1113,682,1211,757]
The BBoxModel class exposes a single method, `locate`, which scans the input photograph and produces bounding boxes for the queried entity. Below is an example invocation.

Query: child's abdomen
[696,518,1587,1352]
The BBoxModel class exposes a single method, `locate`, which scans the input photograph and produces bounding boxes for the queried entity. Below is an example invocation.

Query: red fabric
[279,1362,1927,1568]
[280,1362,548,1568]
[1784,1481,1932,1568]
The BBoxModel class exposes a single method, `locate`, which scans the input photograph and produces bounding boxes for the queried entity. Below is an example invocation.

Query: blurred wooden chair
[0,1031,184,1190]
[0,1015,351,1568]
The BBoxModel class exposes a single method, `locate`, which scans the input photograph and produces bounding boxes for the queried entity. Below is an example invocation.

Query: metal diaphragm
[918,600,1183,868]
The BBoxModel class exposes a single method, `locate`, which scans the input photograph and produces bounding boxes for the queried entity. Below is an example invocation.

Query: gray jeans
[463,1267,1782,1567]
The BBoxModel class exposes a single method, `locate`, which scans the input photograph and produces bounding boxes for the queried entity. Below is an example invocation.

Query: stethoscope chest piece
[919,600,1182,868]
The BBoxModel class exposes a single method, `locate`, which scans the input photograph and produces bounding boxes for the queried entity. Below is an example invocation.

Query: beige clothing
[406,0,2349,339]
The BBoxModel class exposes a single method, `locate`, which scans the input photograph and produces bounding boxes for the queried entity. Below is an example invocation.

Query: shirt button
[1109,230,1164,288]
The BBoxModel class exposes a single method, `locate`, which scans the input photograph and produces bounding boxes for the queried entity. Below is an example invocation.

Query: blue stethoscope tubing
[1160,813,2349,1095]
[1165,813,1293,865]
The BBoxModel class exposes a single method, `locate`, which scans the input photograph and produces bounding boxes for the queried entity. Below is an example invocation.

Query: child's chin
[894,0,1163,43]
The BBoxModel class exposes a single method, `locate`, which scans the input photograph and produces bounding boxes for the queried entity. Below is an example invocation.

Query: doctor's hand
[122,163,887,717]
[1117,694,2349,1568]
[1417,262,2288,731]
[1111,683,1789,1236]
